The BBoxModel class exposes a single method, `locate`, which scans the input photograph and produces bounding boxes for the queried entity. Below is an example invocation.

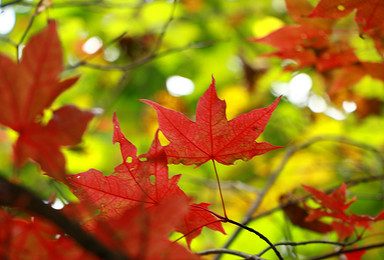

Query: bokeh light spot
[82,36,103,54]
[0,7,16,35]
[342,101,357,113]
[166,75,195,97]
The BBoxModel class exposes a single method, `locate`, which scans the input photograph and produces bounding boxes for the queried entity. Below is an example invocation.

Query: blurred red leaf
[0,22,93,180]
[0,209,96,260]
[303,183,356,213]
[284,0,334,29]
[141,76,281,166]
[309,0,384,32]
[94,197,201,260]
[303,183,384,241]
[282,202,333,234]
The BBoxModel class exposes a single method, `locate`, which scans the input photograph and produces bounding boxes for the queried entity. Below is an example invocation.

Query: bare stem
[307,241,384,260]
[212,159,227,219]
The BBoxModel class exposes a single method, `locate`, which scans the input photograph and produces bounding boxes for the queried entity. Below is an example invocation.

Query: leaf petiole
[211,159,228,219]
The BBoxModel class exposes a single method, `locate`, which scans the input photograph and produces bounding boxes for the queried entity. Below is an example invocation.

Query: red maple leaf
[303,183,384,241]
[0,21,93,180]
[303,183,356,213]
[250,0,337,71]
[66,113,225,246]
[309,0,384,32]
[140,77,281,166]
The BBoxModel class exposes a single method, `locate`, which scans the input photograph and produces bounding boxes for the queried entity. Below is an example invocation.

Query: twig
[0,175,127,260]
[69,40,218,71]
[258,239,358,257]
[307,241,384,260]
[214,146,296,259]
[197,248,266,260]
[1,0,143,9]
[192,204,283,260]
[215,135,384,259]
[151,0,178,54]
[225,218,284,260]
[0,0,22,8]
[0,36,17,47]
[16,14,36,60]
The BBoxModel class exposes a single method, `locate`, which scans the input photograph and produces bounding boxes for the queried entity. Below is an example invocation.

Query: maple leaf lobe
[140,77,282,166]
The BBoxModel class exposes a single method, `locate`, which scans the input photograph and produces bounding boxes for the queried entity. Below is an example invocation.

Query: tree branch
[215,135,384,260]
[0,175,127,260]
[307,242,384,260]
[258,239,358,257]
[197,248,267,260]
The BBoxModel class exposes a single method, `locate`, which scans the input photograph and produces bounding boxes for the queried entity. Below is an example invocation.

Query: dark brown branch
[258,239,358,257]
[0,0,22,8]
[0,175,127,260]
[214,146,296,260]
[307,242,384,260]
[1,0,142,9]
[197,248,266,260]
[192,204,283,260]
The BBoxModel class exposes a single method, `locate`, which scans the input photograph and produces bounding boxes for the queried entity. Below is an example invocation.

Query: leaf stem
[212,159,227,219]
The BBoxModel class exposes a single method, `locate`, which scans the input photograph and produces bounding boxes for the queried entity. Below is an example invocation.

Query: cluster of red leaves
[66,114,226,250]
[303,183,384,242]
[251,0,384,92]
[0,22,283,259]
[0,21,93,180]
[63,77,281,257]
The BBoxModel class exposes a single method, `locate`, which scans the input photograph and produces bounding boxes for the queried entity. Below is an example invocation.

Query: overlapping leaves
[0,21,93,180]
[66,113,225,248]
[252,0,384,92]
[303,183,384,241]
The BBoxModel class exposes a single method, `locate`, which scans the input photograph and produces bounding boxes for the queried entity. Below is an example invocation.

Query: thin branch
[1,0,143,9]
[0,176,127,260]
[68,40,219,71]
[307,241,384,260]
[151,0,178,53]
[214,146,296,259]
[0,0,22,8]
[192,204,283,260]
[16,14,36,60]
[197,248,266,260]
[0,36,17,47]
[258,239,358,257]
[65,30,128,70]
[215,135,384,260]
[225,218,284,260]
